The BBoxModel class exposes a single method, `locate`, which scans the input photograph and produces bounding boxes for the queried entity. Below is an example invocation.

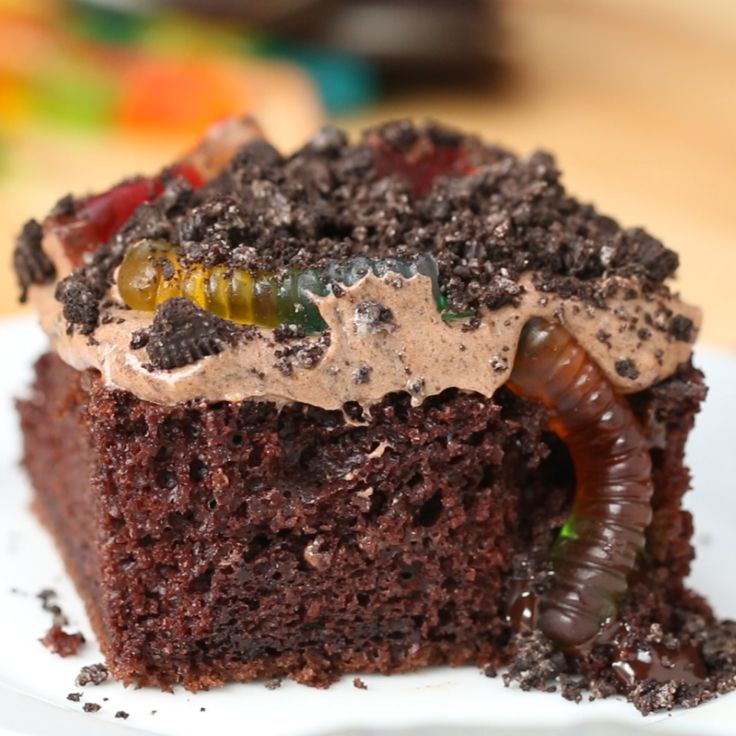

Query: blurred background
[0,0,734,347]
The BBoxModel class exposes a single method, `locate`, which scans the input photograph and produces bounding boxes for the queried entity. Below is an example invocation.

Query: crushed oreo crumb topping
[353,299,395,333]
[273,323,306,342]
[130,329,149,350]
[39,120,687,341]
[701,620,736,674]
[615,358,640,380]
[82,703,101,713]
[13,219,56,302]
[54,242,125,334]
[596,329,612,348]
[273,332,331,375]
[668,314,695,342]
[503,631,564,692]
[461,316,482,332]
[408,378,426,395]
[144,298,241,370]
[483,663,498,678]
[352,364,372,384]
[49,193,76,218]
[55,278,102,335]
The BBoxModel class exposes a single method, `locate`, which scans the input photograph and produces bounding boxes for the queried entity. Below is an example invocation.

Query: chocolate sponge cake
[14,118,736,712]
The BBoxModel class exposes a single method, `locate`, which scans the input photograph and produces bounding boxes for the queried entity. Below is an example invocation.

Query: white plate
[1,315,735,736]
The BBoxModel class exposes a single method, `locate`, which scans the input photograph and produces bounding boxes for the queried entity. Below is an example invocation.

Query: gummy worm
[507,317,654,648]
[118,240,470,331]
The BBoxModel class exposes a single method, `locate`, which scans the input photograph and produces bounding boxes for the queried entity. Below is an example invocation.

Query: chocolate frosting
[24,120,702,409]
[30,233,700,409]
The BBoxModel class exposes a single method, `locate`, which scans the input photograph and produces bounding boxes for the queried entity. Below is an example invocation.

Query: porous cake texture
[20,353,727,711]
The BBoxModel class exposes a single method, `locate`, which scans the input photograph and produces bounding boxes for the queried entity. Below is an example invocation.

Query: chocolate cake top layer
[19,119,700,408]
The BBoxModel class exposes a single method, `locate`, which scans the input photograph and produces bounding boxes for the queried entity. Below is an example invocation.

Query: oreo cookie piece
[13,219,56,302]
[668,314,695,343]
[54,241,126,335]
[55,278,104,336]
[145,298,241,370]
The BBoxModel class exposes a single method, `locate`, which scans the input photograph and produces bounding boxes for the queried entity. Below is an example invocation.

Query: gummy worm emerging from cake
[117,244,653,649]
[508,318,653,648]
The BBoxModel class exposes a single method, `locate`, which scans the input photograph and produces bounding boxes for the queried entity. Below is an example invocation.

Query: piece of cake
[14,118,736,713]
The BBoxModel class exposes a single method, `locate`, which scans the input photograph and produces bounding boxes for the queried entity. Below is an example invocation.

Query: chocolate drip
[613,641,707,686]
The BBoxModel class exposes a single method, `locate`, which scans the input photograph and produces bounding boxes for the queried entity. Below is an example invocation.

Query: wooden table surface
[2,0,734,348]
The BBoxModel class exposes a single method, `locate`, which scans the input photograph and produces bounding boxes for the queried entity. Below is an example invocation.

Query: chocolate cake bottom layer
[17,352,736,711]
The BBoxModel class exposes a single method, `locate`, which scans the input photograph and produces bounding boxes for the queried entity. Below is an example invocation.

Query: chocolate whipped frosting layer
[30,233,700,409]
[21,119,702,409]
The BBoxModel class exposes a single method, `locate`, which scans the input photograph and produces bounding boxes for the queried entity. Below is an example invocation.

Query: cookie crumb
[66,692,82,702]
[615,358,640,380]
[668,314,695,342]
[503,631,563,693]
[130,329,149,350]
[352,677,368,690]
[490,355,509,374]
[596,329,612,348]
[13,218,56,301]
[408,378,426,396]
[559,674,584,703]
[354,299,395,333]
[482,663,498,678]
[146,298,240,370]
[38,588,56,604]
[273,323,306,342]
[352,364,372,385]
[37,587,67,624]
[75,663,110,687]
[83,703,101,713]
[115,710,129,720]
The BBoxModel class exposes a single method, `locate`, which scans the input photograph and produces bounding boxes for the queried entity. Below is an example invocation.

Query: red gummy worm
[48,163,203,267]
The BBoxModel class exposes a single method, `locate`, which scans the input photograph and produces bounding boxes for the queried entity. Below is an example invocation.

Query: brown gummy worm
[507,317,654,648]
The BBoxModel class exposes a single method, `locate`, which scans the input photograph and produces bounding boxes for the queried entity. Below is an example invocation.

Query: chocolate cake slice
[14,118,736,713]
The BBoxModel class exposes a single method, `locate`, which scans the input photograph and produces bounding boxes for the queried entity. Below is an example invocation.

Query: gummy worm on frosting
[117,239,472,331]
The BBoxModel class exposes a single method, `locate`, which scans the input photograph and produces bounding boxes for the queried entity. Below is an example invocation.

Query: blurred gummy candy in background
[0,0,496,139]
[0,0,330,144]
